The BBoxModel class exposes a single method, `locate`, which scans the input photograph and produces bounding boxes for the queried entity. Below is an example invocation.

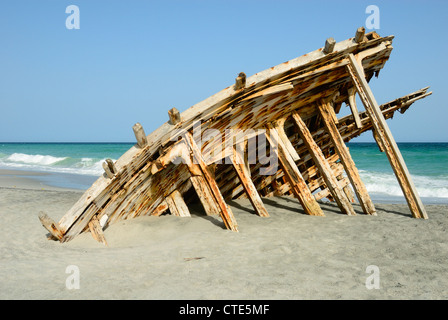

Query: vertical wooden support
[318,101,377,215]
[347,87,363,129]
[88,215,108,246]
[230,145,269,217]
[347,53,427,219]
[132,123,147,148]
[274,118,300,162]
[183,132,239,231]
[265,123,324,216]
[291,111,356,216]
[189,175,221,216]
[165,189,191,217]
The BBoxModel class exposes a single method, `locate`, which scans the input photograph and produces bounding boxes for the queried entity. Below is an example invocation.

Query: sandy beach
[1,170,447,300]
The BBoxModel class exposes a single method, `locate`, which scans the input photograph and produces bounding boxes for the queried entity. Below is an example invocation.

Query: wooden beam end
[323,37,336,54]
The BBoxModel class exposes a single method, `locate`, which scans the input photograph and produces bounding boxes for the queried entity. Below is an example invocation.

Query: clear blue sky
[0,0,446,142]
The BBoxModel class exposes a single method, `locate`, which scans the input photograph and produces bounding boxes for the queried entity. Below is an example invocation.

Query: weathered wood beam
[291,111,356,216]
[347,53,427,219]
[38,211,64,241]
[318,101,376,215]
[265,123,324,216]
[183,132,239,231]
[88,215,108,246]
[230,145,269,217]
[132,123,148,148]
[165,189,191,217]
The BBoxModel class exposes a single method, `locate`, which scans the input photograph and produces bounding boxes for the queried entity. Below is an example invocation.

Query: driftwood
[38,29,432,244]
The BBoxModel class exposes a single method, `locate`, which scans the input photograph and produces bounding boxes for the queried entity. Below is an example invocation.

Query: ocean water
[0,142,447,204]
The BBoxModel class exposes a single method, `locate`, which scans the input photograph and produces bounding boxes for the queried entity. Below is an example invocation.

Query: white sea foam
[7,153,66,166]
[359,170,448,199]
[0,152,110,176]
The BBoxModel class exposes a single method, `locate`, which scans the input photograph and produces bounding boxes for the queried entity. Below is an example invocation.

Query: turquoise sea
[0,142,447,204]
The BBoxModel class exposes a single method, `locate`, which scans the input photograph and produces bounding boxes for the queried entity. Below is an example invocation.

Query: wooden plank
[88,215,108,246]
[347,53,428,219]
[230,145,269,217]
[292,111,356,216]
[265,123,324,216]
[318,101,376,215]
[132,122,148,148]
[165,189,191,217]
[183,132,239,231]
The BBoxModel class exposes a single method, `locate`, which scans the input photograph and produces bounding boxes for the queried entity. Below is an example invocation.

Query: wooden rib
[291,111,356,216]
[318,101,376,215]
[265,123,324,216]
[230,145,269,217]
[183,132,239,231]
[165,189,191,217]
[88,215,108,246]
[347,53,428,219]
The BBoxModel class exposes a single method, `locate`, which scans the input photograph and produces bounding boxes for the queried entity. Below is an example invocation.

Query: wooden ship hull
[39,28,432,245]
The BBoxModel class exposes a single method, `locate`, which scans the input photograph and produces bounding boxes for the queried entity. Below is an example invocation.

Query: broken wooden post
[318,101,376,215]
[354,27,366,43]
[292,111,356,216]
[168,107,181,125]
[165,189,191,217]
[230,144,269,217]
[183,132,239,231]
[132,122,147,148]
[323,37,336,54]
[88,215,108,246]
[102,159,116,179]
[265,123,324,216]
[347,53,428,219]
[235,72,246,90]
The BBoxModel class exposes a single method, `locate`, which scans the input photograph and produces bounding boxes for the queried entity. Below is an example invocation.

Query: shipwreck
[39,28,432,245]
